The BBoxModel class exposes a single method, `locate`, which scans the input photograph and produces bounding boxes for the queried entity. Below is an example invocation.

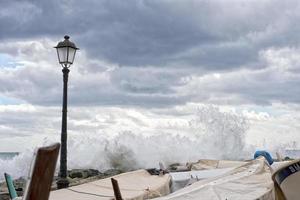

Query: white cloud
[0,103,298,153]
[0,1,299,167]
[176,46,300,105]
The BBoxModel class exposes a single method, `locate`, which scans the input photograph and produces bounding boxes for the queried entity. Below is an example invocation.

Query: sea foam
[0,105,252,180]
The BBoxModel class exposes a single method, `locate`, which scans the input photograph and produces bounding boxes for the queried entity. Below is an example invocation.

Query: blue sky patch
[0,54,17,68]
[0,95,23,105]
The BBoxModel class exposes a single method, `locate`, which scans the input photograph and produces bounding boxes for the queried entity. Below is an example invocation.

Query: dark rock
[103,169,123,177]
[168,163,181,170]
[284,156,294,161]
[69,170,86,179]
[87,169,100,177]
[68,169,101,179]
[146,168,161,175]
[0,193,10,200]
[13,177,26,192]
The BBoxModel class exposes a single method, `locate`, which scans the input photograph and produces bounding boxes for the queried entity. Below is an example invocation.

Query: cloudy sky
[1,0,300,153]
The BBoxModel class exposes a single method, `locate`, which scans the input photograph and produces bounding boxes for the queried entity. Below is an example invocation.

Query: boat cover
[155,157,275,200]
[49,169,171,200]
[170,168,234,192]
[190,159,246,170]
[170,168,234,182]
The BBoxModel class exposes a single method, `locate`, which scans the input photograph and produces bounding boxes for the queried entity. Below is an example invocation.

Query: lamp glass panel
[57,47,68,64]
[68,47,76,64]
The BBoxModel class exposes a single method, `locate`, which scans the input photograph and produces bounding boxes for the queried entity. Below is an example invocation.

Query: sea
[0,152,19,160]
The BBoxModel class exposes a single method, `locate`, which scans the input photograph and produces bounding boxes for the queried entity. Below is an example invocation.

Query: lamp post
[55,35,79,189]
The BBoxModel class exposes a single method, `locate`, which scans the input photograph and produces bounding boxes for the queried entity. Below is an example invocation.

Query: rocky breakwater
[0,168,123,200]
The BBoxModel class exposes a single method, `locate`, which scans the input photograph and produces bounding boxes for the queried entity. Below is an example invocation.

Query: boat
[154,157,275,200]
[272,159,300,200]
[49,169,171,200]
[48,157,294,200]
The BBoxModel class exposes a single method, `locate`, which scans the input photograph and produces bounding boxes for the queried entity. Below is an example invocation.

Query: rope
[87,182,145,192]
[67,188,114,198]
[67,185,161,199]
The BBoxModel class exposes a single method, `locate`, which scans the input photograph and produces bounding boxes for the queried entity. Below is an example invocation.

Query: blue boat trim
[275,161,300,184]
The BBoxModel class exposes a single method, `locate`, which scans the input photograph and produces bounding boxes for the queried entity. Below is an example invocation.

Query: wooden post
[111,178,123,200]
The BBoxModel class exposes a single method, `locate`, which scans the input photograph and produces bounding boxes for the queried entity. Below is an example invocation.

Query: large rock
[68,169,101,179]
[103,169,123,176]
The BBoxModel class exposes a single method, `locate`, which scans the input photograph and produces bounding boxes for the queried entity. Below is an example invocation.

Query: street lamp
[55,35,79,189]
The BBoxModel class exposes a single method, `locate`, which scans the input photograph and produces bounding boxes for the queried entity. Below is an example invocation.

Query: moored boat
[155,157,274,200]
[49,169,171,200]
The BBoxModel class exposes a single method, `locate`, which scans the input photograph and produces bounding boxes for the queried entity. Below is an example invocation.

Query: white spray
[0,105,251,180]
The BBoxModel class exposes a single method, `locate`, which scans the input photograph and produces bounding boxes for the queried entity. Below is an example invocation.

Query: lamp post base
[56,178,69,189]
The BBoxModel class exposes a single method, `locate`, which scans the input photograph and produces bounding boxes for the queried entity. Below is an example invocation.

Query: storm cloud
[1,0,300,69]
[0,0,300,158]
[0,0,300,108]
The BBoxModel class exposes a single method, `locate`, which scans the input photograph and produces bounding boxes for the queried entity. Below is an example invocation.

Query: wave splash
[0,106,251,179]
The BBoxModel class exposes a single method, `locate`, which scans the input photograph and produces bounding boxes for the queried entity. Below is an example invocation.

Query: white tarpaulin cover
[155,157,275,200]
[170,168,234,192]
[170,168,234,182]
[49,169,171,200]
[190,159,246,170]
